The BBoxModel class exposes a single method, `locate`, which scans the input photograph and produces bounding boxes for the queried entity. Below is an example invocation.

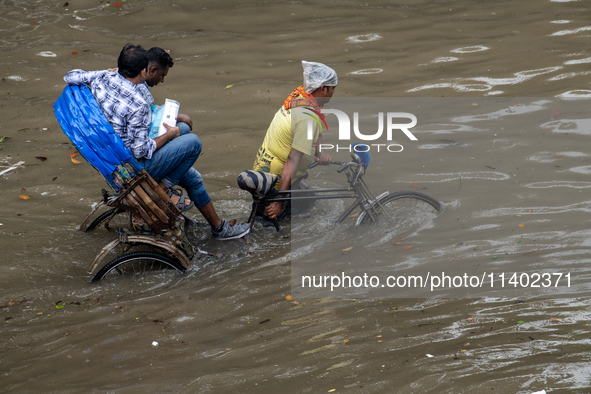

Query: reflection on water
[450,45,489,54]
[346,34,383,43]
[550,26,591,36]
[409,67,564,94]
[557,90,591,97]
[431,56,459,63]
[348,68,384,75]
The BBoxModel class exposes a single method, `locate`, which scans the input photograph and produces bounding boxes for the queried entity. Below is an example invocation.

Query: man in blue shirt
[64,43,250,240]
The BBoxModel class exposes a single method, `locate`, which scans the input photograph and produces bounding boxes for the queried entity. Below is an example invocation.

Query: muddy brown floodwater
[2,0,591,393]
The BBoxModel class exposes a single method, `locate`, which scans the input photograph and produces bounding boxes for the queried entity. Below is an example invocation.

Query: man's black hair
[148,47,174,69]
[117,43,149,78]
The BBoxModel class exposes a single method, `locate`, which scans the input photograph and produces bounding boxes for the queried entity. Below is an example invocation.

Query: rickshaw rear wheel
[91,251,186,282]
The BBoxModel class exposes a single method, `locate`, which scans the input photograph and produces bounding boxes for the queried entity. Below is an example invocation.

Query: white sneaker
[211,220,250,240]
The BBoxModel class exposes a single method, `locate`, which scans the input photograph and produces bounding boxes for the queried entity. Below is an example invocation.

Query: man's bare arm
[264,148,303,219]
[314,134,332,164]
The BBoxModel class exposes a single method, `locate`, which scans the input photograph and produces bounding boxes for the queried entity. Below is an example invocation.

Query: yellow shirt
[252,104,320,183]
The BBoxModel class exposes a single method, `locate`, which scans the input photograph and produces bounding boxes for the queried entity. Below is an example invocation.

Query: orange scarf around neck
[283,86,324,116]
[282,86,328,134]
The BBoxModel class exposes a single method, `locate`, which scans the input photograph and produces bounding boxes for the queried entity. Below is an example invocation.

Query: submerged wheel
[85,208,126,232]
[91,251,186,282]
[356,191,441,225]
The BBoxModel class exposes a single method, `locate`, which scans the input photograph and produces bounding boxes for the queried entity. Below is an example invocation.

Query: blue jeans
[178,122,191,136]
[139,122,211,208]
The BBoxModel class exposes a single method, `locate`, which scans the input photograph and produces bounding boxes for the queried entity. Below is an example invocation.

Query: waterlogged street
[2,0,591,392]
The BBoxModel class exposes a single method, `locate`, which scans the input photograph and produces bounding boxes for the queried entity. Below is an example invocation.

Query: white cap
[302,60,338,94]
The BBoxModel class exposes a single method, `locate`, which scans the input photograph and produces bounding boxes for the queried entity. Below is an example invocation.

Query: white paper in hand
[149,98,180,138]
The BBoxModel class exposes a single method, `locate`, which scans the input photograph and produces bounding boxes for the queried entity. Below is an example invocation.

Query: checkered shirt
[64,69,157,159]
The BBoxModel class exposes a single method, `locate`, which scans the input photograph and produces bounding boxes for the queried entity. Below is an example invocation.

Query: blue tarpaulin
[53,85,143,191]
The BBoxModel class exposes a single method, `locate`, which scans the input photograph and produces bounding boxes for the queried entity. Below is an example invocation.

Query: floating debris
[37,52,57,57]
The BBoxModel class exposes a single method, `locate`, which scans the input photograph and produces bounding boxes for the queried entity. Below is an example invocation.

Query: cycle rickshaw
[55,85,442,282]
[54,85,196,282]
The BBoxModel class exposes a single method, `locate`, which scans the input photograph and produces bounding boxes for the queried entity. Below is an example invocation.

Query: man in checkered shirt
[64,43,250,240]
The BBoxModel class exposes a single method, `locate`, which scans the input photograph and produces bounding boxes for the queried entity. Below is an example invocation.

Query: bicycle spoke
[357,191,441,225]
[92,251,186,282]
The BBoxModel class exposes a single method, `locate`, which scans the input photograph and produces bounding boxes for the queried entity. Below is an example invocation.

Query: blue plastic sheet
[53,85,143,191]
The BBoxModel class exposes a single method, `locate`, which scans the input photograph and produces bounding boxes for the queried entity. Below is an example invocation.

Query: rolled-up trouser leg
[179,167,211,208]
